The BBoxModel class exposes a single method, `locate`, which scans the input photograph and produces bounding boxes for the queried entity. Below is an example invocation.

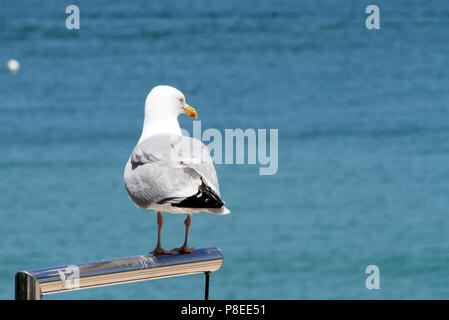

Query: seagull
[124,86,230,255]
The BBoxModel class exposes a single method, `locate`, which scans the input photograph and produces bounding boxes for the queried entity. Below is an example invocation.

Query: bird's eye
[179,98,184,103]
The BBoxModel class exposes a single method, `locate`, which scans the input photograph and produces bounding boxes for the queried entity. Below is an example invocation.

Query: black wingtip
[171,179,224,209]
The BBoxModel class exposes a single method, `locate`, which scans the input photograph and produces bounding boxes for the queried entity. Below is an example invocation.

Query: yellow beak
[184,105,198,119]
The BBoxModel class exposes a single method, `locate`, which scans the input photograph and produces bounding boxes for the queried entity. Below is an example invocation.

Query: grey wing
[175,135,221,196]
[124,134,223,209]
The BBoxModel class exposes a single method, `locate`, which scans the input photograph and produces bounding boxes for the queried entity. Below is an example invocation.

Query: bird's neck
[138,114,182,144]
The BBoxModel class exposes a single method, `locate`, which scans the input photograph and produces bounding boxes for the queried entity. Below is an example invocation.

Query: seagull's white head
[139,85,197,142]
[145,85,197,121]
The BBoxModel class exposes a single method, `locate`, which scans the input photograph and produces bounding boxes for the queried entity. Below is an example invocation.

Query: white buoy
[7,59,20,73]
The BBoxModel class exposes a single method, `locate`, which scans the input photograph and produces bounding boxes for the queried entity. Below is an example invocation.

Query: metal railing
[15,247,223,300]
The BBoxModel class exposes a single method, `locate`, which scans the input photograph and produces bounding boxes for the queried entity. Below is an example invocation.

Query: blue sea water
[1,0,449,299]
